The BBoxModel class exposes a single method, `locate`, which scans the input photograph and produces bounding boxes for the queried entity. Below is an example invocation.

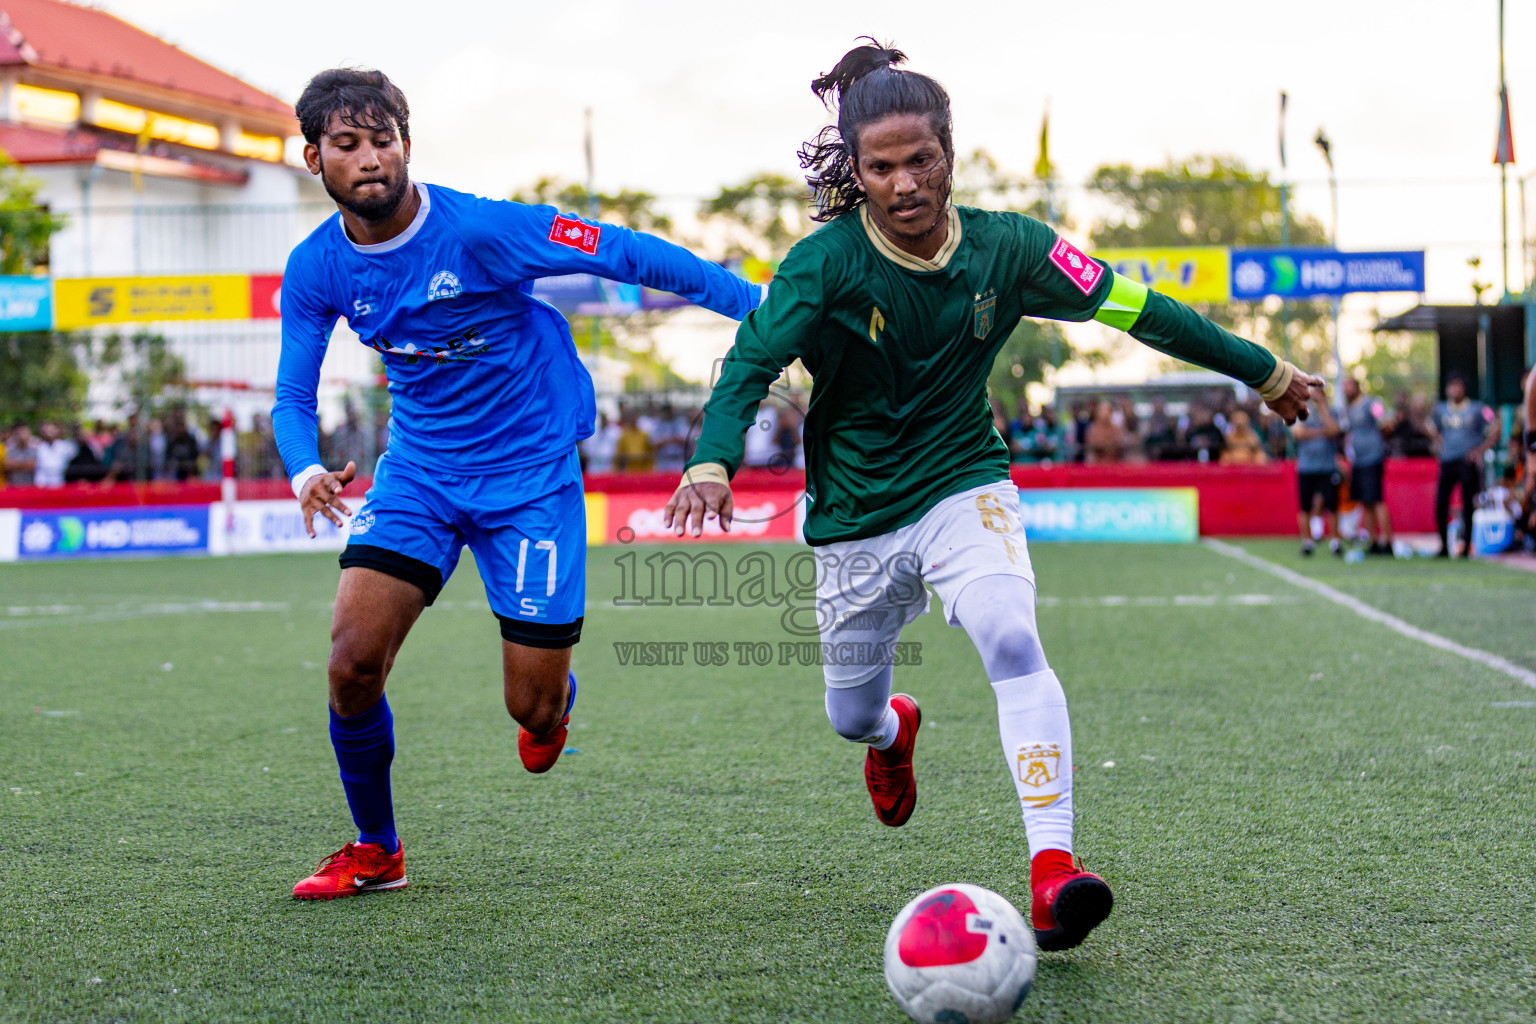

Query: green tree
[0,155,73,426]
[696,173,810,261]
[1087,155,1333,372]
[510,177,673,236]
[1353,328,1437,401]
[952,148,1069,229]
[96,330,193,417]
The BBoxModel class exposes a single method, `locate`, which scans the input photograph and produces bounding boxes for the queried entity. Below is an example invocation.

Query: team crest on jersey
[349,510,376,536]
[427,271,462,302]
[973,289,997,340]
[549,215,601,255]
[1049,237,1103,295]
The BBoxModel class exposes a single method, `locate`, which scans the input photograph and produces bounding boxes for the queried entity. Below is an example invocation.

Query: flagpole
[1500,0,1510,297]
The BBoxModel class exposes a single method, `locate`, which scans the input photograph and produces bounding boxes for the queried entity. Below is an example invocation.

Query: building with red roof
[0,0,326,277]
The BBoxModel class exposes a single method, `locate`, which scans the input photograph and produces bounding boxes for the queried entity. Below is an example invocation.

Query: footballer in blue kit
[272,69,761,899]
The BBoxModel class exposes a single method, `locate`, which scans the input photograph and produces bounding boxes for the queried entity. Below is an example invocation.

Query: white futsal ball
[883,883,1037,1024]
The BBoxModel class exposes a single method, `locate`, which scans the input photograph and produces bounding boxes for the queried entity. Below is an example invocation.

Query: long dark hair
[798,39,954,222]
[295,68,411,146]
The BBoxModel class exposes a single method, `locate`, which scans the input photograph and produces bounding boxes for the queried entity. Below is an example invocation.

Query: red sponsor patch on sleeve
[1048,237,1104,295]
[549,214,601,255]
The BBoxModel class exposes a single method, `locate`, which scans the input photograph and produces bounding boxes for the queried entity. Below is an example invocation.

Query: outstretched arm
[462,199,763,321]
[663,245,826,536]
[1016,224,1320,422]
[271,261,356,537]
[1096,273,1321,423]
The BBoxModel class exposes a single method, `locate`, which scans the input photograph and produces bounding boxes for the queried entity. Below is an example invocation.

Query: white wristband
[290,464,328,500]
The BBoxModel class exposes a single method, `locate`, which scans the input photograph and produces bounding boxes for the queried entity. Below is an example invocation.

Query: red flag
[1494,87,1516,165]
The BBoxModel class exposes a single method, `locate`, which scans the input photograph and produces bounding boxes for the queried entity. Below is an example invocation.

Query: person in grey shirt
[1427,373,1499,557]
[1340,376,1395,555]
[1292,385,1343,556]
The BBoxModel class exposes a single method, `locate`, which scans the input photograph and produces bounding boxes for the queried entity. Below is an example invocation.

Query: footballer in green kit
[665,39,1319,951]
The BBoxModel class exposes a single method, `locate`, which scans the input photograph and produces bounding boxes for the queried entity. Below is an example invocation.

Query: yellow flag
[1033,110,1052,180]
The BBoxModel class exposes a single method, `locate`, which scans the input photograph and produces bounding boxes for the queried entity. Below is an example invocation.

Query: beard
[321,162,412,222]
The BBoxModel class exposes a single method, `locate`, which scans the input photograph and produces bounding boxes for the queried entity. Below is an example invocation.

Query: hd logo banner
[17,506,209,559]
[1016,488,1198,543]
[1229,249,1425,300]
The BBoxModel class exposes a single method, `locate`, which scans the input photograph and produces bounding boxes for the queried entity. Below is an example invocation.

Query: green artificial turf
[2,542,1534,1023]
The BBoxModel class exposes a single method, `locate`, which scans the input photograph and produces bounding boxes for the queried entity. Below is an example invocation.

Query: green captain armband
[1092,272,1149,332]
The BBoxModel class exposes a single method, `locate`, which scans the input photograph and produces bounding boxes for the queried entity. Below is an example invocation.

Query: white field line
[1203,539,1536,690]
[0,600,288,630]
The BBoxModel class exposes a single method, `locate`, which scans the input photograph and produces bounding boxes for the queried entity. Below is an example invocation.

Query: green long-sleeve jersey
[689,204,1282,545]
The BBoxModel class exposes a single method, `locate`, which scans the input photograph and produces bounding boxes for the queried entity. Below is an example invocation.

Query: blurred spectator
[65,423,107,483]
[238,413,284,480]
[1009,397,1033,442]
[652,403,690,472]
[31,421,77,488]
[742,401,780,467]
[1185,404,1226,463]
[614,410,654,471]
[1070,401,1092,462]
[1428,373,1498,558]
[163,410,200,481]
[1115,396,1139,438]
[582,411,621,473]
[991,399,1020,460]
[1292,391,1343,556]
[1142,396,1178,461]
[1386,394,1435,458]
[1083,401,1125,465]
[202,414,226,481]
[1340,377,1394,555]
[5,422,37,484]
[324,406,369,472]
[1219,410,1268,466]
[775,401,804,469]
[1026,405,1062,462]
[106,414,144,482]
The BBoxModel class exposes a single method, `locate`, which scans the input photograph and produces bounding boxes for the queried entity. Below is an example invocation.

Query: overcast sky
[100,0,1536,381]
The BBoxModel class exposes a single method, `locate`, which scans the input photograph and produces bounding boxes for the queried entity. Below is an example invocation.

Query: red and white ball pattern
[883,883,1037,1024]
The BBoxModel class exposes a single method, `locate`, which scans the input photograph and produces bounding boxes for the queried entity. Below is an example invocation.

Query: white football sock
[992,670,1074,858]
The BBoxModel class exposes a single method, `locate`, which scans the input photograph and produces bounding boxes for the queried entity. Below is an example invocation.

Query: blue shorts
[340,448,586,648]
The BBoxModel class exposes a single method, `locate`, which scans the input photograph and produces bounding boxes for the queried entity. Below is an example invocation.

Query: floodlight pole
[1500,0,1510,297]
[1316,128,1345,395]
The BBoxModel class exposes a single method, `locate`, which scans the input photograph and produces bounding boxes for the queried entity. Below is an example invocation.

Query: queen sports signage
[1016,488,1197,543]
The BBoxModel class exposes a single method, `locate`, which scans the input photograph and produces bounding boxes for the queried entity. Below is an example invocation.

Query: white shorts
[814,480,1036,687]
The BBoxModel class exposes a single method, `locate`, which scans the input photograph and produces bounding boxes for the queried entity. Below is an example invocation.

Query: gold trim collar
[859,204,962,272]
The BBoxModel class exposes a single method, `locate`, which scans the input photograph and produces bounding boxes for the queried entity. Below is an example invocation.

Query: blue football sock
[329,695,398,853]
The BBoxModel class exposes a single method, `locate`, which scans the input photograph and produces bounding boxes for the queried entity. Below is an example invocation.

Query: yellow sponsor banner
[53,275,252,329]
[1094,247,1231,304]
[584,492,609,547]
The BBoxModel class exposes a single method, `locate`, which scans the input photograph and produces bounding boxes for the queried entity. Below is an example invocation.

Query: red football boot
[1030,849,1113,951]
[519,673,576,774]
[864,693,921,827]
[292,840,406,900]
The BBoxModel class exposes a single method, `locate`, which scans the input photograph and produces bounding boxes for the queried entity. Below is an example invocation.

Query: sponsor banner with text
[206,499,362,555]
[1017,488,1198,543]
[1094,247,1231,304]
[0,275,52,330]
[599,490,803,544]
[1229,248,1425,299]
[16,505,210,559]
[54,275,252,329]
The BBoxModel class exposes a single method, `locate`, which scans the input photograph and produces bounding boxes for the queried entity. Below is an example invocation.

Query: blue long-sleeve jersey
[273,182,761,490]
